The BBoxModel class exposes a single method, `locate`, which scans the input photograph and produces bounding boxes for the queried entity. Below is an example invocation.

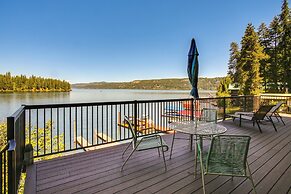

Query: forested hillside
[0,72,71,92]
[72,77,223,91]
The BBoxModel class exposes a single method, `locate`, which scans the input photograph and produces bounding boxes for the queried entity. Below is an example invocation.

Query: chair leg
[121,146,138,171]
[161,146,167,171]
[122,141,133,158]
[157,147,160,157]
[169,131,176,159]
[199,155,206,194]
[269,117,277,132]
[277,113,285,125]
[190,134,194,151]
[247,161,257,194]
[194,141,197,178]
[256,121,262,133]
[275,115,280,122]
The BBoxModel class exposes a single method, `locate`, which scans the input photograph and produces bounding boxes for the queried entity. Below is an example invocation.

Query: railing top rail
[22,98,192,109]
[22,95,254,109]
[198,95,254,101]
[261,93,291,97]
[8,105,25,120]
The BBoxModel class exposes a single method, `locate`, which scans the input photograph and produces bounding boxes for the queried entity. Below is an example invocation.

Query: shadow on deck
[25,116,291,194]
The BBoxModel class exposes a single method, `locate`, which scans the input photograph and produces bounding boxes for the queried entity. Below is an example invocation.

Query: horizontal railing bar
[8,106,25,119]
[22,99,191,109]
[22,96,255,109]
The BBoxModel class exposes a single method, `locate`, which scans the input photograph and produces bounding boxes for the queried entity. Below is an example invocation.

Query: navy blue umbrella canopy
[187,38,199,99]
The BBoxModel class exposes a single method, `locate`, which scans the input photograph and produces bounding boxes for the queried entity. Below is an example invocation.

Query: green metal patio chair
[201,108,217,123]
[196,135,256,194]
[121,116,168,171]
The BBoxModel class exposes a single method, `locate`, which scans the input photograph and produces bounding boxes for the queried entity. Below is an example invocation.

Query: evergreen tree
[278,0,291,93]
[238,23,267,95]
[0,72,71,92]
[268,16,281,92]
[258,23,271,91]
[227,42,240,83]
[219,0,290,96]
[216,76,231,97]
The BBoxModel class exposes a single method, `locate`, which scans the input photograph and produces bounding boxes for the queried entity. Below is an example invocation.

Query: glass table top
[169,121,227,136]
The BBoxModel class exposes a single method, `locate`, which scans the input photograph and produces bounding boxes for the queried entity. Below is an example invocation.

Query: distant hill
[72,77,224,91]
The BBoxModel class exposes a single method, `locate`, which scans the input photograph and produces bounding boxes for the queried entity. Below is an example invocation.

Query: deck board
[24,116,291,194]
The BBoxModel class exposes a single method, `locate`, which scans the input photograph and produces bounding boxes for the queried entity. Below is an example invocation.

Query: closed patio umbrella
[187,38,199,99]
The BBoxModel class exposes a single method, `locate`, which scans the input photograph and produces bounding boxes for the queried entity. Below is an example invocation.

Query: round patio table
[169,120,227,136]
[169,121,227,159]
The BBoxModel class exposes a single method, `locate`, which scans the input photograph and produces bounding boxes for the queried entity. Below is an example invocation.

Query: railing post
[223,97,226,120]
[191,98,194,121]
[134,101,138,137]
[244,96,247,111]
[7,117,16,194]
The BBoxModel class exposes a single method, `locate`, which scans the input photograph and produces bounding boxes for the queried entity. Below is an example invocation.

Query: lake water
[0,89,215,121]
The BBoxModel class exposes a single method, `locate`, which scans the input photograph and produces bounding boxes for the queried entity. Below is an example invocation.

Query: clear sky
[0,0,283,83]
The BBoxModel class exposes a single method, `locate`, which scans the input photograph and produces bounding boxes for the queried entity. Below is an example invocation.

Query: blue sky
[0,0,283,83]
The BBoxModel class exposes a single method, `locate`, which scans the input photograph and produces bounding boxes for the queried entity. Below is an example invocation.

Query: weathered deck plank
[25,116,291,194]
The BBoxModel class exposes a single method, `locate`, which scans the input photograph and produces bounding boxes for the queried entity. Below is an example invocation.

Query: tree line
[217,0,290,96]
[0,72,71,92]
[73,77,223,91]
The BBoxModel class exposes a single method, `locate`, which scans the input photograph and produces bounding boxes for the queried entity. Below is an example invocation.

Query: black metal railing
[6,106,25,194]
[24,99,193,157]
[22,96,256,158]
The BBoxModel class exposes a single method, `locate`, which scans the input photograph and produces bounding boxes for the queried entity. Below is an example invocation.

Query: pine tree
[268,17,281,92]
[258,23,271,91]
[278,0,291,93]
[238,23,268,95]
[216,76,231,97]
[227,42,240,84]
[0,73,71,92]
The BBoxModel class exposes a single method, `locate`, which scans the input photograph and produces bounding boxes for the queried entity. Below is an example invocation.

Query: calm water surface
[0,89,215,121]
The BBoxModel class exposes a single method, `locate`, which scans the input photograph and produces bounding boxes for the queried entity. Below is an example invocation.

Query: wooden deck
[25,116,291,194]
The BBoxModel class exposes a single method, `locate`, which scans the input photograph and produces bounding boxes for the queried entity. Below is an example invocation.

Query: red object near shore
[182,101,200,110]
[178,110,202,118]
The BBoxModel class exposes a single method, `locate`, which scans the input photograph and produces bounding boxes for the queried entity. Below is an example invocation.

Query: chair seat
[137,136,168,151]
[121,116,168,172]
[207,158,246,176]
[199,151,245,176]
[235,111,254,116]
[228,114,253,120]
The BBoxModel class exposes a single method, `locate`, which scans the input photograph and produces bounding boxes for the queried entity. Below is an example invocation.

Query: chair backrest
[201,108,217,123]
[207,135,251,176]
[267,102,284,116]
[124,116,137,145]
[253,105,274,120]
